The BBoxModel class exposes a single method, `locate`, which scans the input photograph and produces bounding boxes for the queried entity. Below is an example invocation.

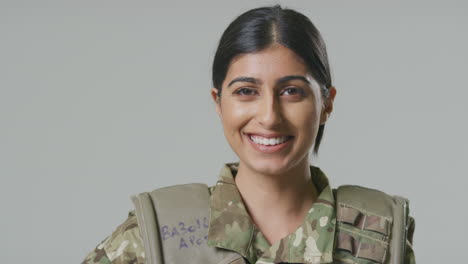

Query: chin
[243,156,293,176]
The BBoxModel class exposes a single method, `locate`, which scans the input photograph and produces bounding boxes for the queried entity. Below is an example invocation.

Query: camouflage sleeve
[82,211,145,264]
[404,215,416,264]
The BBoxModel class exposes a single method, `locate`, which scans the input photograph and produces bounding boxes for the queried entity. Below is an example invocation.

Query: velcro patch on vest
[334,203,391,263]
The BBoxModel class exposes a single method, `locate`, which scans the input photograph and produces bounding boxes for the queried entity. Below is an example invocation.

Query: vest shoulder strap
[334,185,410,264]
[131,183,243,264]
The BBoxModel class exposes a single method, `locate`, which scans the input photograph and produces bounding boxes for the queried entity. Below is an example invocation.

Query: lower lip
[246,134,293,153]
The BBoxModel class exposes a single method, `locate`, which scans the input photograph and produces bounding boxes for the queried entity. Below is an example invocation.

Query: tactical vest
[131,183,412,264]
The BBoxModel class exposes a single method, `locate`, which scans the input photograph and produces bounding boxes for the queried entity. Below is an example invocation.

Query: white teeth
[250,135,290,146]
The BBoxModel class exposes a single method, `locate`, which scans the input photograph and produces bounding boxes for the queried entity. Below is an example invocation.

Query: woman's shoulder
[82,211,145,264]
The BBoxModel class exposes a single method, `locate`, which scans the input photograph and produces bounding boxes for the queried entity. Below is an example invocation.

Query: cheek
[285,103,321,132]
[220,101,251,136]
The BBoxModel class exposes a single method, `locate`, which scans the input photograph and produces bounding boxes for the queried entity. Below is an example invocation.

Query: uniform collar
[207,162,336,264]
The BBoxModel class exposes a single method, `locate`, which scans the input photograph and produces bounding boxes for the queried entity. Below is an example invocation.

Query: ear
[320,86,337,125]
[210,88,222,118]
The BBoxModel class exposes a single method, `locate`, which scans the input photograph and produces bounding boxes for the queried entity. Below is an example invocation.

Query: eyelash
[234,87,305,97]
[234,88,257,96]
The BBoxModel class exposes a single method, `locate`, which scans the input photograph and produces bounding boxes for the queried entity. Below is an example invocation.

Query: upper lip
[245,132,293,139]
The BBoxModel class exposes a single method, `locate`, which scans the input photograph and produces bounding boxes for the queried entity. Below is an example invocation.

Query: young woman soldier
[83,5,415,264]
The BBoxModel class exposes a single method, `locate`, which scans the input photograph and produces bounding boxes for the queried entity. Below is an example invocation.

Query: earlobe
[320,86,337,125]
[320,111,329,125]
[210,88,222,118]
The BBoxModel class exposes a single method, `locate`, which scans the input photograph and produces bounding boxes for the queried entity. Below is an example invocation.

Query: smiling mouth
[246,134,294,146]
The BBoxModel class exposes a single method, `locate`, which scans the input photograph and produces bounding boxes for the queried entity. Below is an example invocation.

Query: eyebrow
[227,75,311,88]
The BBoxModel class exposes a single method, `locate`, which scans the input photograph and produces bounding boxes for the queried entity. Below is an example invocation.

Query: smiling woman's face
[211,44,335,176]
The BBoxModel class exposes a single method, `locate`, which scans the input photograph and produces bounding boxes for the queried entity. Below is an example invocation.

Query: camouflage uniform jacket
[82,163,416,264]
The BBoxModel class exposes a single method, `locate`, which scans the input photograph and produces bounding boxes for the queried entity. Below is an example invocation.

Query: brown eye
[234,88,257,96]
[281,87,304,96]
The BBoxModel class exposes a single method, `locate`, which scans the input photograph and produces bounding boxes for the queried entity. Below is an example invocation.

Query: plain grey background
[1,0,466,263]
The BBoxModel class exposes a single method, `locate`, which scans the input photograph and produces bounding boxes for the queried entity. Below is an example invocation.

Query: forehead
[225,44,309,81]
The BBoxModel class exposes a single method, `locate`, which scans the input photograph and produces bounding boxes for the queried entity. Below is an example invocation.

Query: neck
[234,157,318,224]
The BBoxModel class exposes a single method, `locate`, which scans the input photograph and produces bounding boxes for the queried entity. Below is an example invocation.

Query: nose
[256,93,284,129]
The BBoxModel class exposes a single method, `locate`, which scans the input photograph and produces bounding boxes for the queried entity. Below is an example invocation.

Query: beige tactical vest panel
[333,185,409,264]
[131,183,410,264]
[131,183,244,264]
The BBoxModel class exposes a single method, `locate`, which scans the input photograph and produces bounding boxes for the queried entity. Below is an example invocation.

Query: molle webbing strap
[131,183,243,264]
[336,232,388,262]
[335,185,409,264]
[337,205,391,235]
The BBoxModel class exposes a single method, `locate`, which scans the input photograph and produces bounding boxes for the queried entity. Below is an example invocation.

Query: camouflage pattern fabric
[81,210,145,264]
[82,163,416,264]
[207,163,336,264]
